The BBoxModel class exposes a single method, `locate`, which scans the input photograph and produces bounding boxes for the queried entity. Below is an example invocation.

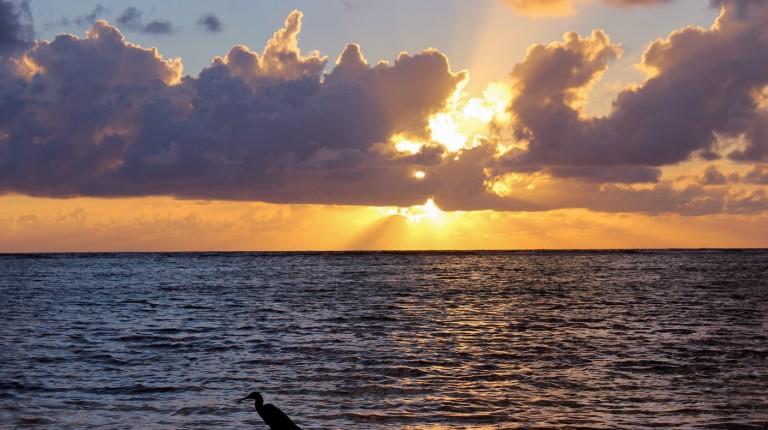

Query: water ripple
[1,251,767,429]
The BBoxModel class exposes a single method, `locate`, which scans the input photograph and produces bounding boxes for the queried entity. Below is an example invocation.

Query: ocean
[1,251,767,429]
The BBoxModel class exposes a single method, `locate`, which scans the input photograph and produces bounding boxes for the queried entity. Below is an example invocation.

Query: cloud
[0,10,465,208]
[0,4,766,216]
[605,0,671,5]
[0,19,183,194]
[196,13,223,33]
[698,165,741,186]
[142,20,174,35]
[116,6,175,35]
[502,0,768,184]
[504,0,575,16]
[0,0,31,56]
[744,165,768,184]
[115,6,141,29]
[698,165,728,186]
[44,4,108,30]
[504,0,673,16]
[73,5,107,26]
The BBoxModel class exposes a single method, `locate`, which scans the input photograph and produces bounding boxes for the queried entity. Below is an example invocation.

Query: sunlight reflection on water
[1,251,767,429]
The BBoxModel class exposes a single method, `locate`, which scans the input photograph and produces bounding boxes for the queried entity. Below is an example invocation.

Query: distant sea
[1,251,767,429]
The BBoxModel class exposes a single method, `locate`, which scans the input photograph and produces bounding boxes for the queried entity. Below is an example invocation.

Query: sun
[386,198,445,224]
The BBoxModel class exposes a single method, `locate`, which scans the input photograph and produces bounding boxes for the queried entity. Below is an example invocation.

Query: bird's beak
[237,396,249,403]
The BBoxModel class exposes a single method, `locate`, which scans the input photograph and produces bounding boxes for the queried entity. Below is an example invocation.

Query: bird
[238,392,303,430]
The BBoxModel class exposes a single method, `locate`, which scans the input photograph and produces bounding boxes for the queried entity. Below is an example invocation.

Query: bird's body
[239,392,303,430]
[256,403,302,430]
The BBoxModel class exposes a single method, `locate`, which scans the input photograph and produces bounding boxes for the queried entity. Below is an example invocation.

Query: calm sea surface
[1,251,767,429]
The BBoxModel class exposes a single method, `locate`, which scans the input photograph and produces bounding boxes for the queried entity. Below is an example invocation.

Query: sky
[0,0,767,251]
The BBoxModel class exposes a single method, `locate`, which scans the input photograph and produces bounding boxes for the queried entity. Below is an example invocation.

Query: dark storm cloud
[502,0,768,183]
[196,13,222,33]
[116,6,175,35]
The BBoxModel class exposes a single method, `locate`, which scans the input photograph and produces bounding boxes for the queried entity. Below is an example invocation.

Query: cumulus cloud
[196,13,223,33]
[0,19,183,194]
[0,10,465,208]
[116,6,175,35]
[502,0,768,184]
[0,3,766,216]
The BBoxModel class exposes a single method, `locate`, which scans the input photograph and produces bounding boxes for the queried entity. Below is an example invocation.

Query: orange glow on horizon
[1,195,766,252]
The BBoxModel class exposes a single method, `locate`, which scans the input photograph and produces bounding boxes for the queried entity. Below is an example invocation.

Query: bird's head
[238,391,264,406]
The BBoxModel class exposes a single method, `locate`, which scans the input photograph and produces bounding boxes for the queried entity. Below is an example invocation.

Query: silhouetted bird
[238,392,303,430]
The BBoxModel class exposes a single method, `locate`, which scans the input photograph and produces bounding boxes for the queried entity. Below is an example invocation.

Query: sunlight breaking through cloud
[392,81,514,156]
[385,198,445,224]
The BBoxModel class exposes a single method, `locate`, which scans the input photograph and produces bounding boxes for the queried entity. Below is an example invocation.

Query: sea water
[1,251,767,429]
